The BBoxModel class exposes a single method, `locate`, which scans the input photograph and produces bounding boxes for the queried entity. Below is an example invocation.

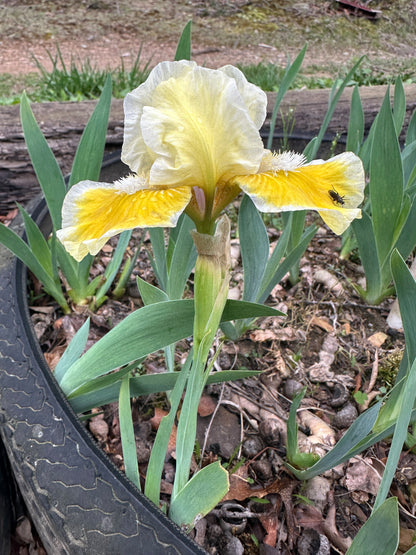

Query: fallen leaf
[89,413,109,443]
[367,331,388,348]
[295,502,352,553]
[274,327,299,342]
[341,321,351,335]
[101,243,114,254]
[222,467,288,502]
[29,305,55,314]
[249,329,278,342]
[314,269,344,295]
[399,527,416,552]
[344,457,381,496]
[44,347,65,371]
[197,394,217,417]
[150,408,177,458]
[310,315,333,333]
[150,407,167,430]
[259,512,279,547]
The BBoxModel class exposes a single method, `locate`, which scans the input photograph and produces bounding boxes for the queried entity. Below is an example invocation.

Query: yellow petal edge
[56,177,192,261]
[234,152,365,235]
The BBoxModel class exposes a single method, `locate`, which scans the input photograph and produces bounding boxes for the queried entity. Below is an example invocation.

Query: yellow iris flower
[57,60,365,262]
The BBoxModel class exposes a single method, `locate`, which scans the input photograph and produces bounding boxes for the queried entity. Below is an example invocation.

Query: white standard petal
[121,61,267,193]
[139,63,266,191]
[122,61,197,174]
[219,65,267,129]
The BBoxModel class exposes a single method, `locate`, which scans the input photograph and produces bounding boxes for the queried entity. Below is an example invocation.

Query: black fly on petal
[328,187,345,206]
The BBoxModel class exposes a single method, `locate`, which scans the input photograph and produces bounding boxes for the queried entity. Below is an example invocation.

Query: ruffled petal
[219,65,267,128]
[122,61,196,176]
[122,61,266,194]
[57,176,191,261]
[233,152,365,235]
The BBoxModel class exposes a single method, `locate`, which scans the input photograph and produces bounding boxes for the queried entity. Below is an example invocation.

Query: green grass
[0,46,151,105]
[0,73,38,105]
[238,57,416,92]
[1,50,415,105]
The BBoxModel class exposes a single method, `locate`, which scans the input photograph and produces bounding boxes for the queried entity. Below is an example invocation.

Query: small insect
[328,187,345,206]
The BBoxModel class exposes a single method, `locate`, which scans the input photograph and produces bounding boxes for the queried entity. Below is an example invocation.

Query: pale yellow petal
[122,61,196,175]
[219,65,267,128]
[234,152,365,235]
[57,176,191,261]
[122,61,266,194]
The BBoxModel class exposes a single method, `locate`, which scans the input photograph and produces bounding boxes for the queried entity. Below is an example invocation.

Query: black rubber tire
[0,154,205,554]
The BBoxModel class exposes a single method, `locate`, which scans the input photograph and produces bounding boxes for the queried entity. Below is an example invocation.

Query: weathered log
[1,84,415,216]
[0,100,124,216]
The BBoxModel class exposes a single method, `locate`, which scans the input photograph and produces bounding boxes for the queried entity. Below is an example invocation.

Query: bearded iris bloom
[57,60,365,261]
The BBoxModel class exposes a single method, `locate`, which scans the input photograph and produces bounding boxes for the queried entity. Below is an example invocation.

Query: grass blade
[69,73,112,187]
[175,20,192,61]
[351,212,383,304]
[0,223,68,310]
[267,45,307,150]
[346,497,399,555]
[346,85,364,153]
[288,402,381,480]
[370,88,403,266]
[60,299,283,395]
[405,109,416,146]
[169,462,229,529]
[20,93,66,230]
[393,77,405,136]
[239,195,269,302]
[94,229,132,304]
[148,228,168,290]
[303,56,364,161]
[119,373,141,490]
[373,356,416,510]
[54,318,90,383]
[166,214,196,300]
[144,352,192,505]
[69,368,260,414]
[17,203,53,275]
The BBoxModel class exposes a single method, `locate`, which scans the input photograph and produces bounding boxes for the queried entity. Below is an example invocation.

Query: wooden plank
[1,84,415,215]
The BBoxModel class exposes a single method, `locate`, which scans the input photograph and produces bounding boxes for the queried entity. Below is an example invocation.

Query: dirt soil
[1,0,416,79]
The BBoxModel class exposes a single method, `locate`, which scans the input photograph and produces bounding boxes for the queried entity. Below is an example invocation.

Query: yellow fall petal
[233,152,365,235]
[57,176,191,261]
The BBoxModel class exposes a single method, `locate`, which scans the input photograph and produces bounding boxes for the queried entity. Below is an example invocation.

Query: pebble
[298,529,330,555]
[283,378,304,399]
[242,435,264,458]
[250,459,273,483]
[333,402,358,429]
[258,419,281,446]
[304,476,331,512]
[330,383,350,407]
[259,418,280,447]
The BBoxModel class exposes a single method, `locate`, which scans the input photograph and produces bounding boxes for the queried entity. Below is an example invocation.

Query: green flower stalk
[191,215,231,360]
